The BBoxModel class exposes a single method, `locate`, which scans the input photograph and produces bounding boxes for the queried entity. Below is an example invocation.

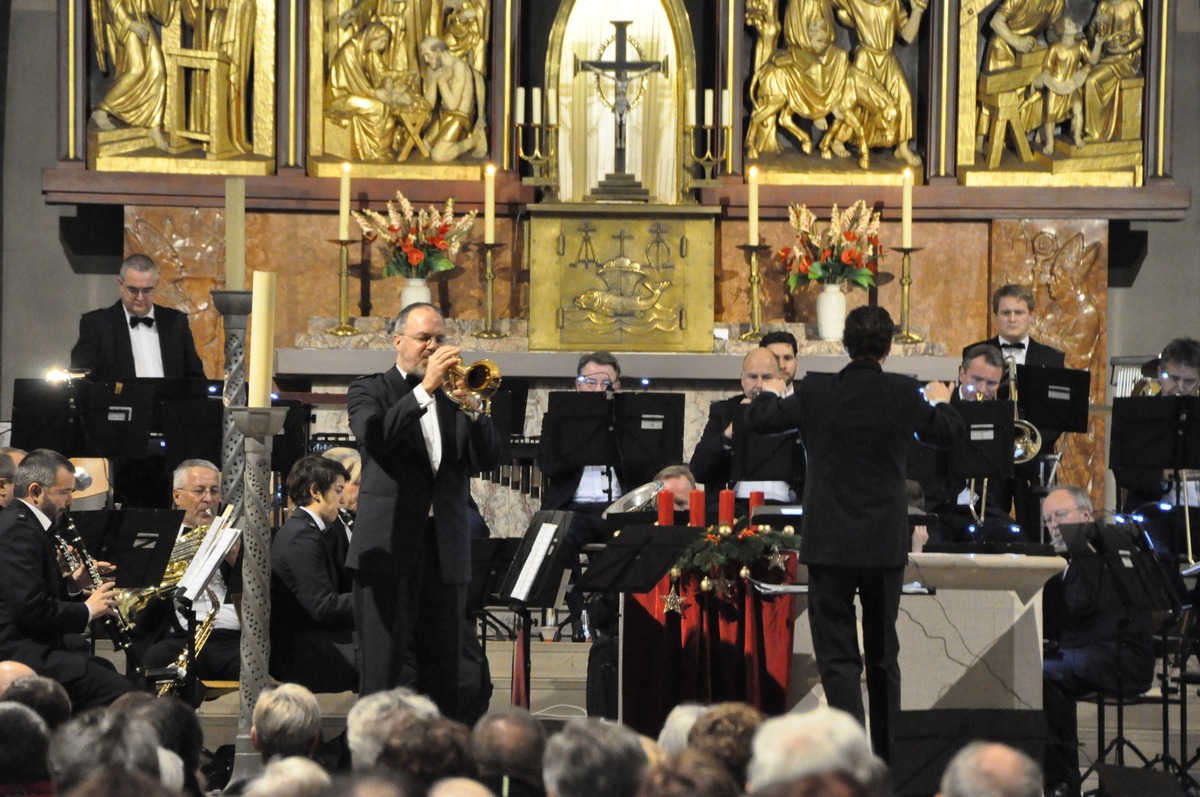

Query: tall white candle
[901,168,913,248]
[703,89,714,127]
[531,87,542,125]
[546,88,557,125]
[721,89,732,126]
[248,270,277,408]
[515,87,525,125]
[748,166,759,246]
[224,177,245,291]
[338,163,351,239]
[483,163,496,244]
[685,90,696,127]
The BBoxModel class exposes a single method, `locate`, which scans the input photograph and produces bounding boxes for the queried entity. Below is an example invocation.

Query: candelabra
[516,122,559,201]
[472,242,507,339]
[327,238,361,336]
[683,123,731,192]
[737,243,772,341]
[892,246,925,344]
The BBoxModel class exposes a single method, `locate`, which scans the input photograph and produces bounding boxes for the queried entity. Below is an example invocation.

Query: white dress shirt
[123,306,165,378]
[997,335,1030,366]
[399,366,442,514]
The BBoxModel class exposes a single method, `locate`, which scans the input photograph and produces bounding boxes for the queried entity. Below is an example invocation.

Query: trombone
[1005,356,1042,465]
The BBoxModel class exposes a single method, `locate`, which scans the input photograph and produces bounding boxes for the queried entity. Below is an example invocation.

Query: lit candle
[483,163,496,244]
[546,88,557,125]
[718,489,735,525]
[515,87,525,125]
[685,90,696,127]
[531,87,542,125]
[747,166,759,246]
[224,177,245,291]
[902,167,913,249]
[721,89,732,126]
[657,489,674,526]
[689,489,705,527]
[248,270,277,408]
[338,162,351,240]
[703,89,714,127]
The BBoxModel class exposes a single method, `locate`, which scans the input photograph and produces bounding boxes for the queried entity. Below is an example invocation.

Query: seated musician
[690,348,805,516]
[1041,485,1155,797]
[270,455,357,693]
[321,446,362,593]
[759,331,798,397]
[538,352,632,642]
[138,459,241,690]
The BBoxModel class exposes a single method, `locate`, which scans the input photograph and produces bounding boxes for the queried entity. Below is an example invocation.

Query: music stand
[1017,365,1091,434]
[576,525,701,594]
[544,393,617,470]
[10,379,78,454]
[468,538,523,653]
[947,401,1015,482]
[615,394,685,476]
[71,508,183,591]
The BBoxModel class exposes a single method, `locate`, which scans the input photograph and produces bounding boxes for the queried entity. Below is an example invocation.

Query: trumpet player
[0,449,135,708]
[347,302,500,718]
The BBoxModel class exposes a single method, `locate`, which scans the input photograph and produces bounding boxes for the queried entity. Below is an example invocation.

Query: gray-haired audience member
[0,701,52,789]
[938,742,1041,797]
[244,756,332,797]
[428,777,496,797]
[656,703,707,756]
[65,768,178,797]
[320,772,419,797]
[375,714,475,787]
[471,705,547,797]
[50,709,161,793]
[745,708,887,795]
[3,674,73,730]
[253,683,323,762]
[636,749,740,797]
[543,718,647,797]
[347,688,440,770]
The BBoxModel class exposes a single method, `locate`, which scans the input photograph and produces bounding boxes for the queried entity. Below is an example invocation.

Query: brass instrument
[56,514,135,652]
[113,521,210,626]
[601,481,665,518]
[1005,357,1042,465]
[154,588,220,697]
[442,357,502,414]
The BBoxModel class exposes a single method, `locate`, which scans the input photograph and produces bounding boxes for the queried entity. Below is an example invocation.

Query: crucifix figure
[576,20,667,180]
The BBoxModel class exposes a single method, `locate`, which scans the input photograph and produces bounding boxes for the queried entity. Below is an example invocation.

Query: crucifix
[575,20,668,200]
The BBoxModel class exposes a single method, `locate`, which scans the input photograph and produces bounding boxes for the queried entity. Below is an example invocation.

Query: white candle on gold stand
[515,87,526,125]
[224,177,245,291]
[483,163,496,244]
[248,271,277,408]
[703,89,714,126]
[338,163,351,239]
[747,166,759,246]
[901,167,913,248]
[685,90,696,126]
[721,89,732,126]
[531,87,542,124]
[546,89,557,125]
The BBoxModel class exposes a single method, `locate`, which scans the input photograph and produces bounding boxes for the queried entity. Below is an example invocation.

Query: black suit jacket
[71,301,206,381]
[0,502,92,680]
[346,367,501,584]
[272,509,354,631]
[691,394,805,500]
[748,360,965,568]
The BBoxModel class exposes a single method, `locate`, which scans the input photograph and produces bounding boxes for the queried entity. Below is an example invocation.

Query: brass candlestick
[472,242,507,339]
[515,122,559,200]
[327,238,361,336]
[893,246,925,344]
[737,243,772,341]
[683,123,731,192]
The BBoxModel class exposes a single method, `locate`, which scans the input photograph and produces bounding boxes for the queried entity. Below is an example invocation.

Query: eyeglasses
[577,374,615,389]
[122,285,157,297]
[182,487,221,498]
[1160,372,1200,394]
[403,333,449,347]
[1042,508,1077,526]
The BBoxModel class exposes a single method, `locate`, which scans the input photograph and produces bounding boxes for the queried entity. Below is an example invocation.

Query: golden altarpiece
[45,0,1192,518]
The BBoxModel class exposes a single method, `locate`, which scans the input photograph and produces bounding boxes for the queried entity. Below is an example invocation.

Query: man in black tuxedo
[271,455,357,693]
[347,303,500,717]
[70,254,206,382]
[747,307,964,763]
[963,284,1065,539]
[0,449,134,709]
[692,347,805,513]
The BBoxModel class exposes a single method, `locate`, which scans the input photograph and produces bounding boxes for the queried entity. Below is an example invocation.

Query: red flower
[841,248,861,267]
[798,258,811,275]
[820,248,833,261]
[407,249,425,266]
[843,230,858,242]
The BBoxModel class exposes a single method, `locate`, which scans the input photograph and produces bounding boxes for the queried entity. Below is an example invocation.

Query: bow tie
[1000,341,1025,350]
[130,315,155,328]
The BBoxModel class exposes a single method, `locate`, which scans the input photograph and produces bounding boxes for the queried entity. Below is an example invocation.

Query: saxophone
[154,587,220,697]
[56,514,135,652]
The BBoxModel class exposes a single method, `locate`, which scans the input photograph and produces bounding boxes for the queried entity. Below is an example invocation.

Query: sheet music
[510,522,558,603]
[175,514,241,603]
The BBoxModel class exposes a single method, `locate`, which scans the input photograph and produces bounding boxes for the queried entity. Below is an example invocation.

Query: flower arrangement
[352,191,477,279]
[778,200,883,291]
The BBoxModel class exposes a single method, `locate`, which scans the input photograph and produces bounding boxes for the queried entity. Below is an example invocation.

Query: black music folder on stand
[1110,396,1200,471]
[947,401,1015,483]
[1017,365,1091,434]
[576,525,700,595]
[498,510,575,609]
[468,538,523,642]
[71,508,183,591]
[543,391,685,476]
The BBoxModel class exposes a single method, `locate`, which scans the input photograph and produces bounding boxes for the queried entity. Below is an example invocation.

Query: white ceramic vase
[400,277,432,308]
[816,283,847,341]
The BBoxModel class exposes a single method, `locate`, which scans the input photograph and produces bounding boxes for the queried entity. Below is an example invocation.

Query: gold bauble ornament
[739,566,752,579]
[759,524,773,532]
[783,525,796,535]
[670,567,682,579]
[700,576,712,591]
[719,524,733,537]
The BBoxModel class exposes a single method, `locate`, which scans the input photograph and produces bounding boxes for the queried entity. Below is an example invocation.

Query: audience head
[375,714,475,788]
[347,688,440,771]
[244,756,333,797]
[1158,337,1200,397]
[113,692,204,797]
[686,701,764,788]
[391,303,446,377]
[118,254,160,317]
[0,453,18,508]
[937,741,1041,797]
[62,767,178,797]
[252,683,322,762]
[543,718,646,797]
[742,348,780,400]
[0,701,52,787]
[427,778,495,797]
[991,285,1035,344]
[636,749,740,797]
[50,708,161,793]
[287,455,349,527]
[1042,485,1093,553]
[323,447,362,513]
[576,352,621,392]
[843,307,893,362]
[959,345,1005,401]
[746,707,886,794]
[471,705,546,790]
[14,449,75,523]
[653,465,697,512]
[760,331,799,387]
[2,674,72,730]
[321,771,420,797]
[172,459,222,528]
[0,660,36,693]
[656,702,706,756]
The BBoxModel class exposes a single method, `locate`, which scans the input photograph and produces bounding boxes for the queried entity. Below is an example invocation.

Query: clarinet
[338,507,355,532]
[56,514,135,652]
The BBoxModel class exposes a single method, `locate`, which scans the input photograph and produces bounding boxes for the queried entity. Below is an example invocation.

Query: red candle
[689,489,705,527]
[657,489,674,526]
[748,491,765,530]
[719,489,735,525]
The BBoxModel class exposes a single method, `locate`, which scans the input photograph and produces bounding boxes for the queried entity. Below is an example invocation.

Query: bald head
[0,661,36,694]
[939,742,1041,797]
[741,349,780,400]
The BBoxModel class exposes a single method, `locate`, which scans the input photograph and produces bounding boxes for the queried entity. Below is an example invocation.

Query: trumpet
[442,357,501,414]
[1004,356,1042,464]
[56,514,135,653]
